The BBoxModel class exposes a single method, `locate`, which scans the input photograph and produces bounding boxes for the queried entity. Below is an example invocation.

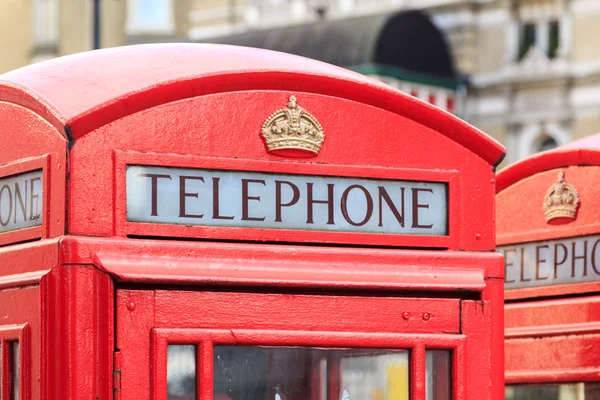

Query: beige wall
[476,122,508,168]
[59,0,91,56]
[0,0,126,75]
[474,25,506,74]
[0,0,32,74]
[101,0,126,49]
[571,13,600,63]
[572,114,600,141]
[477,123,506,147]
[60,0,126,54]
[174,0,193,38]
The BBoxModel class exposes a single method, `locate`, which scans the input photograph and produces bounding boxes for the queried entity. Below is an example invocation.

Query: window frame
[151,328,464,400]
[0,324,30,400]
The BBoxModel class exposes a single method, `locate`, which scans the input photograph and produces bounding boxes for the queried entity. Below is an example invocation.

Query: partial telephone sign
[500,234,600,289]
[0,169,43,233]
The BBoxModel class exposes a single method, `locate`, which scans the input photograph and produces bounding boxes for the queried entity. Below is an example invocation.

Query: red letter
[306,183,335,225]
[139,173,171,216]
[411,188,433,229]
[241,179,266,222]
[504,248,517,284]
[275,180,300,223]
[179,176,204,218]
[341,185,374,227]
[572,241,588,277]
[553,243,568,279]
[535,245,549,280]
[212,178,234,220]
[520,247,532,282]
[0,184,12,227]
[14,180,27,223]
[378,186,404,227]
[29,177,41,220]
[592,239,600,275]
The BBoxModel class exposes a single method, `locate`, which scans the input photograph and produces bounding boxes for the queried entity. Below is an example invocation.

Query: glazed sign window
[0,170,43,233]
[126,166,448,235]
[500,234,600,290]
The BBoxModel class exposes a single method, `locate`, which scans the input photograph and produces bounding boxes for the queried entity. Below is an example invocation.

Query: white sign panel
[126,165,448,235]
[0,170,43,233]
[499,234,600,290]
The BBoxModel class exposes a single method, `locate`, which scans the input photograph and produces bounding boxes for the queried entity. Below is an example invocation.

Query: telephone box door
[116,289,477,400]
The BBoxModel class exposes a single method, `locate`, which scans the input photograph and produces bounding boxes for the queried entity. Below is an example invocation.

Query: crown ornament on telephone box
[261,95,324,157]
[543,171,580,224]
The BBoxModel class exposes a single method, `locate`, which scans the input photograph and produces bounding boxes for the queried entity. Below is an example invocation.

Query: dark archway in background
[196,9,460,87]
[374,10,456,79]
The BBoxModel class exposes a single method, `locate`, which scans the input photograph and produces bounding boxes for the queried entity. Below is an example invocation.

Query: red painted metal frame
[150,328,466,400]
[114,150,460,248]
[504,281,600,301]
[0,155,50,246]
[59,235,503,292]
[0,323,31,400]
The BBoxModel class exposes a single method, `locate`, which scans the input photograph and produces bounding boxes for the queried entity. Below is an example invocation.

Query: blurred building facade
[2,0,600,167]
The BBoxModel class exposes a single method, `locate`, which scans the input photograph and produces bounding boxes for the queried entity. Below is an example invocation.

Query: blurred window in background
[519,23,536,60]
[32,0,59,47]
[548,20,560,59]
[127,0,174,35]
[518,19,560,61]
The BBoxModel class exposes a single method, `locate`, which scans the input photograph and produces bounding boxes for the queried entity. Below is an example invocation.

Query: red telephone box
[0,44,505,400]
[497,133,600,398]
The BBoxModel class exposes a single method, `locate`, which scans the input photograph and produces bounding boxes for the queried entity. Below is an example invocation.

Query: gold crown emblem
[261,95,324,157]
[543,171,579,223]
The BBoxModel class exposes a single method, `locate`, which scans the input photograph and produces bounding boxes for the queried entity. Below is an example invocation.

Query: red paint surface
[57,235,503,291]
[0,44,505,400]
[0,103,66,244]
[497,132,600,385]
[497,166,600,245]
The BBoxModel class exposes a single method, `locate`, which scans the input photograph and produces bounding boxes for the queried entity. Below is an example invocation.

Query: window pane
[426,350,451,400]
[167,345,196,400]
[133,0,171,30]
[548,21,560,59]
[10,342,19,400]
[519,23,537,60]
[506,383,587,399]
[213,346,409,400]
[585,382,600,398]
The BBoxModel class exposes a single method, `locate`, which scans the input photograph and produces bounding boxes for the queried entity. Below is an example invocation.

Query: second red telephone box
[497,133,600,398]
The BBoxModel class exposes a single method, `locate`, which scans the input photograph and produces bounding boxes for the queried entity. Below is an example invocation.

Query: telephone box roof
[496,132,600,192]
[0,43,504,166]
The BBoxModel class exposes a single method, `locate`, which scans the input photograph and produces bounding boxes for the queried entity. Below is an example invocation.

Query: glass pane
[585,382,600,399]
[505,383,593,399]
[426,350,451,400]
[10,341,19,400]
[548,21,560,59]
[167,345,196,400]
[519,23,537,60]
[213,346,409,400]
